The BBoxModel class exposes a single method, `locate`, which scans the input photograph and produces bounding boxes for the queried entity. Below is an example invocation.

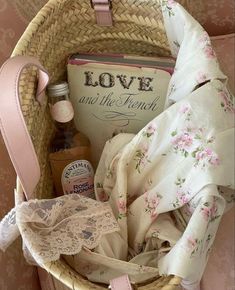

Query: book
[67,53,175,167]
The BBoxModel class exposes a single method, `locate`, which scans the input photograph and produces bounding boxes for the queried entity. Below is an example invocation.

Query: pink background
[0,1,234,289]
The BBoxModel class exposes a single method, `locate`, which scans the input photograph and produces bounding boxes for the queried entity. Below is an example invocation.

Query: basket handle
[0,56,49,199]
[91,0,113,26]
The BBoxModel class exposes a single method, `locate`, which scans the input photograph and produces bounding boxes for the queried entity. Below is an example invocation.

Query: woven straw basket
[9,0,190,289]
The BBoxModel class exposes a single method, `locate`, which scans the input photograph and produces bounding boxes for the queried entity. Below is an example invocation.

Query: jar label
[61,160,95,199]
[50,100,74,123]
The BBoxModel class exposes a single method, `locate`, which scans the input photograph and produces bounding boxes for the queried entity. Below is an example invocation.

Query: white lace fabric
[0,194,119,265]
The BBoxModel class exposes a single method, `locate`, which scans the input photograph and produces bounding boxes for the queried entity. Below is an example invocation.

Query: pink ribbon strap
[0,56,49,199]
[109,275,133,290]
[91,0,113,26]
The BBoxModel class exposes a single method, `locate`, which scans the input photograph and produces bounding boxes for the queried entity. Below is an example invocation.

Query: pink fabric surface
[0,2,26,63]
[201,208,235,290]
[211,34,235,94]
[0,1,234,290]
[186,0,235,36]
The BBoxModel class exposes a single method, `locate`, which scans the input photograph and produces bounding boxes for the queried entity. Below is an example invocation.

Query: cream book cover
[67,61,172,167]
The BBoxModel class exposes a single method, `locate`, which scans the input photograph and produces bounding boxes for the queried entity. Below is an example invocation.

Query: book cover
[67,54,174,167]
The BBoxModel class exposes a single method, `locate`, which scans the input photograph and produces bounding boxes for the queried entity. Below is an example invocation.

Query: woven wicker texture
[12,0,182,288]
[43,259,182,290]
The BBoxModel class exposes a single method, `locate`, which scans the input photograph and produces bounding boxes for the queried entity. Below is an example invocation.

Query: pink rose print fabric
[144,191,162,219]
[172,178,191,208]
[92,2,234,289]
[199,32,217,59]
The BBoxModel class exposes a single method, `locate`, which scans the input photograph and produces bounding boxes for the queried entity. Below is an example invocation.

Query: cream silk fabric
[0,2,234,290]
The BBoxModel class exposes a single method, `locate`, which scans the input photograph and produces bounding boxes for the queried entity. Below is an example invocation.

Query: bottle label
[61,160,95,199]
[50,100,74,123]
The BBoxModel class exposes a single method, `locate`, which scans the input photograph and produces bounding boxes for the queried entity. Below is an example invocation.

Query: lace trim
[0,194,119,265]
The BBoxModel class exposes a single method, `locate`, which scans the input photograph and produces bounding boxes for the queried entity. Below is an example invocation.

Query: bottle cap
[47,81,69,97]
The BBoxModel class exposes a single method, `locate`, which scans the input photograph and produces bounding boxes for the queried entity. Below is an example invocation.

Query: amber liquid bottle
[47,82,94,198]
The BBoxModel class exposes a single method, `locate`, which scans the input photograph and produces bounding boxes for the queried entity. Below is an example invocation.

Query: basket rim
[43,258,182,290]
[12,0,181,288]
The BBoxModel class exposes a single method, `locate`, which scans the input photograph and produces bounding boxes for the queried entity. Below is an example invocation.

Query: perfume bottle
[47,81,94,198]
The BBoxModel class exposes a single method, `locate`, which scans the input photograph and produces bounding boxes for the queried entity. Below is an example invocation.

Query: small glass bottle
[47,82,95,198]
